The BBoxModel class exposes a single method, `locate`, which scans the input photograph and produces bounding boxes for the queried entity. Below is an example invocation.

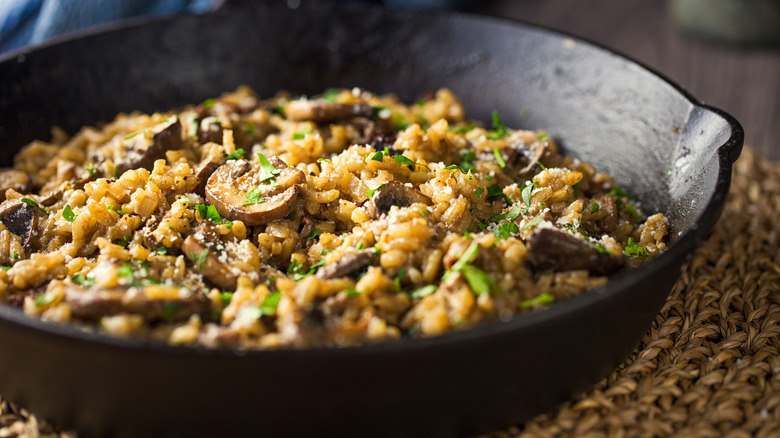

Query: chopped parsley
[226,148,246,160]
[203,98,216,109]
[220,291,233,307]
[475,188,484,199]
[449,124,475,134]
[486,111,510,139]
[116,261,159,287]
[85,162,97,176]
[156,247,168,255]
[287,259,326,282]
[394,267,406,293]
[257,153,281,182]
[591,202,600,214]
[196,204,225,224]
[537,133,550,143]
[72,273,96,287]
[444,241,503,296]
[345,288,361,297]
[366,183,386,197]
[520,216,543,231]
[197,248,209,271]
[292,126,312,140]
[307,228,322,241]
[519,293,555,309]
[460,150,478,173]
[521,180,538,208]
[317,158,331,163]
[370,150,385,162]
[493,222,519,241]
[34,292,56,308]
[393,154,430,170]
[493,148,506,168]
[572,182,580,199]
[20,197,48,215]
[490,205,523,223]
[410,285,437,299]
[588,240,612,255]
[62,205,76,222]
[242,187,266,206]
[259,292,282,316]
[624,238,649,257]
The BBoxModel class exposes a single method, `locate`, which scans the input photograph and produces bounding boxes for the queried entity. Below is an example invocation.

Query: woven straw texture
[1,146,778,437]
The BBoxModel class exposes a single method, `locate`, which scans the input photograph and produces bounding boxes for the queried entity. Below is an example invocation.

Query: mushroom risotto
[0,87,668,348]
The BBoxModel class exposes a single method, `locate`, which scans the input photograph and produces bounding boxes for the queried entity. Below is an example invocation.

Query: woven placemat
[2,146,778,438]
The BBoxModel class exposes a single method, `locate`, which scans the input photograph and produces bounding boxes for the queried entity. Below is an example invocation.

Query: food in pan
[0,87,668,348]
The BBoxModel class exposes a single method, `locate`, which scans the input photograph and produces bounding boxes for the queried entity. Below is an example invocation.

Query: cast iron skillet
[0,3,743,437]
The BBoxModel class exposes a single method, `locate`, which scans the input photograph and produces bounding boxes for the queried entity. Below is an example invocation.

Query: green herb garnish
[257,153,281,183]
[493,222,519,241]
[520,216,543,231]
[572,182,580,199]
[20,198,48,215]
[486,111,510,139]
[71,273,96,288]
[197,204,224,224]
[366,183,386,197]
[519,293,555,309]
[242,187,266,206]
[410,285,437,299]
[322,88,340,103]
[62,205,76,222]
[307,228,322,241]
[226,148,246,160]
[86,162,97,176]
[490,205,523,223]
[475,188,484,199]
[521,180,538,208]
[345,288,361,297]
[624,237,649,257]
[197,248,209,271]
[493,148,506,168]
[220,291,233,307]
[393,154,430,170]
[370,150,384,162]
[259,292,281,316]
[591,202,600,214]
[34,292,55,308]
[449,124,475,134]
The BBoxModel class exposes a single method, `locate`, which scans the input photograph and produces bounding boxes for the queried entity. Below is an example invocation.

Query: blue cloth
[0,0,222,54]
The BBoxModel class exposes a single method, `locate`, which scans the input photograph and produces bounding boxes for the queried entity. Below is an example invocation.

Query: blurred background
[1,0,778,159]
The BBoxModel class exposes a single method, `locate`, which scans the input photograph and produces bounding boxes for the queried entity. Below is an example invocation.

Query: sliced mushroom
[315,249,375,280]
[366,181,432,220]
[285,100,374,123]
[504,139,548,178]
[526,227,624,276]
[278,306,328,348]
[198,116,223,144]
[0,169,29,202]
[0,200,38,249]
[65,285,211,322]
[182,221,240,290]
[205,157,305,226]
[115,116,182,174]
[193,159,221,197]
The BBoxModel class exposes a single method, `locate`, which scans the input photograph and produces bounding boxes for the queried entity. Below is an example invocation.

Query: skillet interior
[0,3,742,437]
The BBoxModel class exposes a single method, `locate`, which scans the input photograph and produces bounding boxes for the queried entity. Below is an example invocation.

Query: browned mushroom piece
[182,221,240,291]
[115,116,183,174]
[278,306,328,348]
[0,200,38,249]
[193,159,222,197]
[284,99,375,123]
[504,139,548,178]
[0,169,29,202]
[205,156,305,226]
[315,249,376,280]
[526,227,624,276]
[65,285,211,322]
[198,116,224,144]
[366,181,433,220]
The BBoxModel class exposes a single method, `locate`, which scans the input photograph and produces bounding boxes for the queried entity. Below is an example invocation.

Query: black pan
[0,3,743,437]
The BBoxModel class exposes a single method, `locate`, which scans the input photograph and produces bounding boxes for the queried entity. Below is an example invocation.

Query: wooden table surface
[468,0,780,160]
